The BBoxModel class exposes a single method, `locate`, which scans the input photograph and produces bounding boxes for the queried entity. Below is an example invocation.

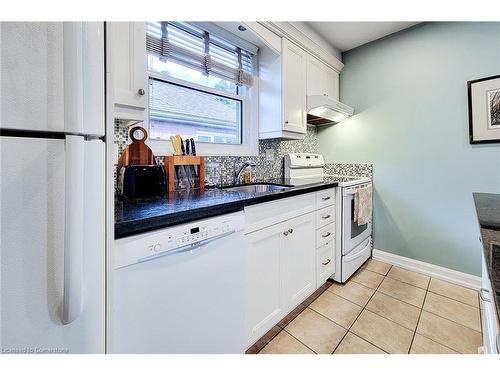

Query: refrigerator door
[0,22,104,136]
[0,136,105,353]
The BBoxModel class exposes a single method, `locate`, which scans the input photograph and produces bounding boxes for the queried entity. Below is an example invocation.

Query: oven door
[342,184,372,255]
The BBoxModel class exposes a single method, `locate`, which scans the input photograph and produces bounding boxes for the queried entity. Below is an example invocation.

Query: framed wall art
[468,74,500,144]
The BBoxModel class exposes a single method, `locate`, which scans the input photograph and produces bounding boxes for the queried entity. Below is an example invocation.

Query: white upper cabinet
[107,22,148,121]
[281,39,307,135]
[259,38,307,140]
[306,54,339,100]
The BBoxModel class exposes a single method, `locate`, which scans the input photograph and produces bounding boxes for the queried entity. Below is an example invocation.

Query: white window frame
[146,61,259,157]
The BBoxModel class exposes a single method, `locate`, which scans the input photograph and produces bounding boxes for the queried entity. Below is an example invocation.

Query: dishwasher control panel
[114,212,245,269]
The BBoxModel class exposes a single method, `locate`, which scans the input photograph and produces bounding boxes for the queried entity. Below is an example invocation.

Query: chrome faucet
[234,158,256,184]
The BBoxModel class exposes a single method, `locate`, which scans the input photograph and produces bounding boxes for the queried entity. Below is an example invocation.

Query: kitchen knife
[190,138,196,156]
[188,138,199,181]
[175,134,191,188]
[184,139,197,186]
[175,134,183,155]
[170,135,179,155]
[179,136,186,155]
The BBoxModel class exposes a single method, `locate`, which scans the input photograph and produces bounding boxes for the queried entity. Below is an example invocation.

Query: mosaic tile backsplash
[114,119,372,187]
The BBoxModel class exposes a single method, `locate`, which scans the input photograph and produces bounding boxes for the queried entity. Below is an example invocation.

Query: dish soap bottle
[242,168,253,184]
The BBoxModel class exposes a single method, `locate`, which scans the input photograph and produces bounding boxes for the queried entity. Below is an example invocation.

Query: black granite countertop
[473,192,500,321]
[115,177,339,239]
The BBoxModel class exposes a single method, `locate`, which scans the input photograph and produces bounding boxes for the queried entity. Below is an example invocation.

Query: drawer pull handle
[321,214,331,219]
[321,196,331,201]
[322,258,331,266]
[288,228,293,234]
[322,232,331,238]
[480,287,491,302]
[137,88,145,96]
[283,231,289,236]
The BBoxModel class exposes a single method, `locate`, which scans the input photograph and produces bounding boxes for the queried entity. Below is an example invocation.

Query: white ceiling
[305,22,419,52]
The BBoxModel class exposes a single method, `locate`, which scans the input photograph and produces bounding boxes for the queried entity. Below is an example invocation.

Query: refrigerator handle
[62,135,85,324]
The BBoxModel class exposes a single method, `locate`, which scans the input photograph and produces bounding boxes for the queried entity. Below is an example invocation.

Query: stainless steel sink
[222,183,292,194]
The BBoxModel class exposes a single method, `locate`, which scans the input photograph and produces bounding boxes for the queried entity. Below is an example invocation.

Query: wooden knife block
[164,156,205,192]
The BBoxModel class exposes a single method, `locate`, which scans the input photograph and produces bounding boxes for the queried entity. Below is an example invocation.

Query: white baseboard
[372,249,481,290]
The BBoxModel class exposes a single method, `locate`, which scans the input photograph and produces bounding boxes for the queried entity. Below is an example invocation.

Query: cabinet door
[282,38,307,134]
[108,22,147,112]
[306,54,324,96]
[323,64,339,100]
[306,54,339,100]
[281,213,316,311]
[246,224,283,346]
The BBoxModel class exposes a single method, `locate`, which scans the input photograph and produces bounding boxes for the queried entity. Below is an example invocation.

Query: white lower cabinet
[317,241,335,287]
[280,213,316,312]
[246,212,315,346]
[246,223,284,345]
[480,252,499,354]
[245,189,336,347]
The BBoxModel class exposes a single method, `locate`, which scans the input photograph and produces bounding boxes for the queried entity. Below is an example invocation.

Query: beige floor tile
[328,280,375,307]
[363,259,392,275]
[259,330,314,354]
[350,310,414,354]
[428,278,479,307]
[410,334,458,354]
[378,277,426,307]
[333,332,387,354]
[416,311,482,354]
[284,308,346,354]
[423,292,481,332]
[387,266,430,289]
[350,269,384,289]
[309,291,363,329]
[365,291,421,330]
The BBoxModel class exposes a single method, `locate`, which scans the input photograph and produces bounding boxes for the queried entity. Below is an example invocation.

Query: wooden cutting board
[116,126,156,173]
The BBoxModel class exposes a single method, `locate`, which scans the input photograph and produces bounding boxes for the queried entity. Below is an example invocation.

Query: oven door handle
[343,183,372,196]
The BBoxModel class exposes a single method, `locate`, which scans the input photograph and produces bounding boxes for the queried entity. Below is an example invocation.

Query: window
[149,78,242,144]
[145,22,257,150]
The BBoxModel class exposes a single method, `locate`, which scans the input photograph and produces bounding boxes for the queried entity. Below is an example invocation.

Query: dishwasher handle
[132,230,237,266]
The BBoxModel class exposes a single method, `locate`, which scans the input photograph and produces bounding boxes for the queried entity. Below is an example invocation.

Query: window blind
[146,22,255,87]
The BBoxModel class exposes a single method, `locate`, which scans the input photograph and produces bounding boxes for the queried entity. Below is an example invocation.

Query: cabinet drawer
[316,223,334,248]
[317,241,334,287]
[316,188,335,209]
[316,206,335,228]
[245,193,315,233]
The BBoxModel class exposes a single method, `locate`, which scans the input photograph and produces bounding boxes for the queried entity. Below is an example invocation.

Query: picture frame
[468,74,500,144]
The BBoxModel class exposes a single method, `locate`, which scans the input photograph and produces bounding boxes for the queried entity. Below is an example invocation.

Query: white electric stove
[284,153,373,283]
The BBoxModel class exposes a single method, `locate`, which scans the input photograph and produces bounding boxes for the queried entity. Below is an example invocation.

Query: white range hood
[306,95,354,126]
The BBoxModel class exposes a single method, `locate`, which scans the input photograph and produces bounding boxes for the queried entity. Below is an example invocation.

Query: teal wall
[318,22,500,276]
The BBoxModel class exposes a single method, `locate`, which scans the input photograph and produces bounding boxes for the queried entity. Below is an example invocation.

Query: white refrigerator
[0,22,105,353]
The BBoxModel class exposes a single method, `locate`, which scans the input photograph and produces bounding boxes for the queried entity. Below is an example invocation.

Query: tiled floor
[248,259,482,354]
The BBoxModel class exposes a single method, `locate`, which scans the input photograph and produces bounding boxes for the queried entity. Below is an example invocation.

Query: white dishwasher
[110,212,245,353]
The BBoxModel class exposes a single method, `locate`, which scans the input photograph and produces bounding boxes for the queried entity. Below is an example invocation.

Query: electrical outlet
[265,148,275,161]
[114,143,120,164]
